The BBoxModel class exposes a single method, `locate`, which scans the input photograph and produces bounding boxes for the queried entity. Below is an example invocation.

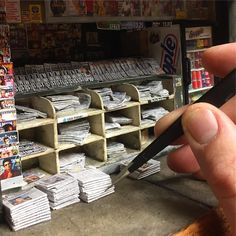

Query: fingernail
[183,109,218,144]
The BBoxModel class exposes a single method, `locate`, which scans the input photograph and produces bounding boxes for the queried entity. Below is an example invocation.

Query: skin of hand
[154,43,236,234]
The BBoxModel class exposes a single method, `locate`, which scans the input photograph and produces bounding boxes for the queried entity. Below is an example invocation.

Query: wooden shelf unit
[16,77,178,175]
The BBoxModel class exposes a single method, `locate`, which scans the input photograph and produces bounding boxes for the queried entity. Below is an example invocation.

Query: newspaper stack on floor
[35,174,80,210]
[59,152,86,173]
[107,142,127,160]
[120,159,160,180]
[3,187,51,231]
[69,168,114,203]
[58,119,90,145]
[22,168,51,189]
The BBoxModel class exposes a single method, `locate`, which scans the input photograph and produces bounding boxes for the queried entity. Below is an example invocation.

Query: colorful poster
[29,4,43,23]
[6,0,21,23]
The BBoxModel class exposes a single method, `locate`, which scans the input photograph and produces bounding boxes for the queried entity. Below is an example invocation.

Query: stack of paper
[16,105,47,122]
[141,107,169,122]
[3,187,51,231]
[107,142,127,160]
[120,159,160,180]
[59,152,86,173]
[35,174,80,210]
[58,119,90,145]
[22,168,50,189]
[69,168,114,203]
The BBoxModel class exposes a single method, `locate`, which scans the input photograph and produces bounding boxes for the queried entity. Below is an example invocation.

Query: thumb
[182,103,236,234]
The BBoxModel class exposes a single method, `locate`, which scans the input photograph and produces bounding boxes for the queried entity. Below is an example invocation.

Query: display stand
[15,75,180,175]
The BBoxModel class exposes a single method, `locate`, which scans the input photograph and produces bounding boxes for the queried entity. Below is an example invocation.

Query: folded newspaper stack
[107,142,127,160]
[22,168,50,189]
[141,107,169,123]
[3,187,51,231]
[105,122,121,131]
[58,119,90,145]
[94,88,131,111]
[16,105,47,122]
[59,152,86,173]
[136,81,170,101]
[35,174,80,210]
[106,114,133,125]
[120,159,161,180]
[69,168,114,203]
[19,140,47,157]
[46,93,91,114]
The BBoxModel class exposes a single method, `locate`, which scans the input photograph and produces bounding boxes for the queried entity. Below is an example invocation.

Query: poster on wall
[6,0,21,23]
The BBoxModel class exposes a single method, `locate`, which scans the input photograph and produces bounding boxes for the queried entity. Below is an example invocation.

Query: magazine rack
[16,76,180,175]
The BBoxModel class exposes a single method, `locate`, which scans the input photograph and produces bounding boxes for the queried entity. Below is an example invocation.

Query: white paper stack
[107,142,127,160]
[35,174,80,210]
[59,152,86,173]
[69,168,114,203]
[121,159,160,180]
[3,187,51,231]
[141,107,169,122]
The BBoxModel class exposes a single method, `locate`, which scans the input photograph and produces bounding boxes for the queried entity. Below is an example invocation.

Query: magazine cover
[0,130,18,146]
[0,145,18,158]
[0,109,17,121]
[0,155,21,180]
[0,98,15,109]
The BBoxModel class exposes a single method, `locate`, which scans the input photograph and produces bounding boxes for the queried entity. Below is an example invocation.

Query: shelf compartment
[140,96,170,105]
[17,118,55,131]
[22,152,58,175]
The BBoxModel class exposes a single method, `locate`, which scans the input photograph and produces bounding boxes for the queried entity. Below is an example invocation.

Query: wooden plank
[57,134,104,151]
[172,208,231,236]
[39,152,59,174]
[56,108,103,123]
[17,118,54,131]
[21,146,55,161]
[113,83,139,101]
[105,125,140,139]
[31,96,55,118]
[88,113,105,137]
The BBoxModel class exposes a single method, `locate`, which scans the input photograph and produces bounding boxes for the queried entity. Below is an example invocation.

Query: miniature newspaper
[69,168,114,203]
[3,187,51,231]
[35,174,80,210]
[120,159,161,180]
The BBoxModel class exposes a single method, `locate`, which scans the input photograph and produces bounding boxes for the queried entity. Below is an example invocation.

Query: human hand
[155,43,236,234]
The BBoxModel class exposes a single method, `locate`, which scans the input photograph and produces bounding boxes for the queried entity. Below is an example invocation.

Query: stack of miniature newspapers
[105,122,121,131]
[69,168,114,203]
[19,140,47,157]
[2,187,51,231]
[107,142,127,160]
[16,105,47,122]
[106,113,133,125]
[136,81,169,101]
[58,119,90,145]
[141,107,169,123]
[59,152,86,173]
[120,159,160,180]
[46,93,91,115]
[22,168,50,189]
[35,174,80,210]
[94,88,131,111]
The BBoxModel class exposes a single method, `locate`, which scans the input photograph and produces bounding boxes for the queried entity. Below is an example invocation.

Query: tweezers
[112,69,236,186]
